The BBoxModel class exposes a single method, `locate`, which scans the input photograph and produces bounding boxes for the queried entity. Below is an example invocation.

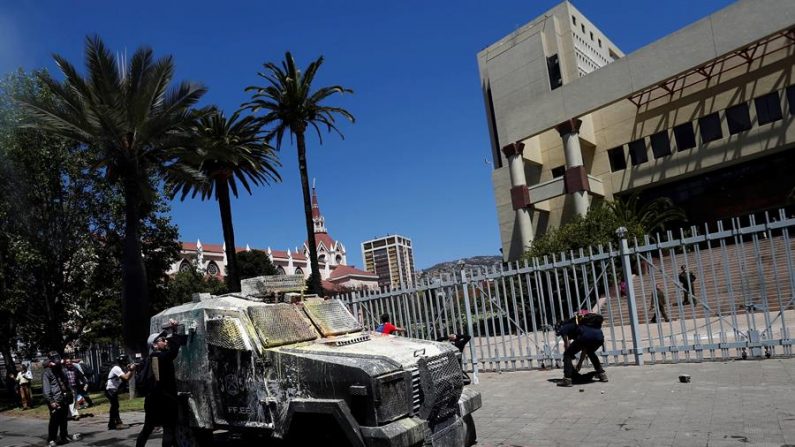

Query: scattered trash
[679,374,691,383]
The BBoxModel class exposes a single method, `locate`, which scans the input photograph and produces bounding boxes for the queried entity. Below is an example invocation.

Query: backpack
[375,323,385,333]
[134,357,156,397]
[578,313,604,328]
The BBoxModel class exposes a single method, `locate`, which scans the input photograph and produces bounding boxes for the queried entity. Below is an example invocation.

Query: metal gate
[340,209,795,380]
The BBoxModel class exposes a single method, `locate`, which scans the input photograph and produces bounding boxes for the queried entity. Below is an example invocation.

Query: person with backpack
[555,311,608,387]
[105,354,136,430]
[137,319,182,447]
[375,313,405,335]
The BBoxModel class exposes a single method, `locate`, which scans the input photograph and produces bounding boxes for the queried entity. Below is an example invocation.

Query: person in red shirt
[376,313,405,335]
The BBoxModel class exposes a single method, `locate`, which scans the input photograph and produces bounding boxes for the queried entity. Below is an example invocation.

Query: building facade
[479,0,795,261]
[361,234,416,289]
[169,187,378,291]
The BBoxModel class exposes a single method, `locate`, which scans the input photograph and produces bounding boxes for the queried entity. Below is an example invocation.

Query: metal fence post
[617,227,644,366]
[460,269,480,384]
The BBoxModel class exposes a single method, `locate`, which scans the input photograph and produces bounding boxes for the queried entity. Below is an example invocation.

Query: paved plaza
[471,358,795,446]
[1,358,794,446]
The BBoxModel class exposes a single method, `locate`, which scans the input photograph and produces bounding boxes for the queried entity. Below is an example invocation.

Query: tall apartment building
[478,0,795,261]
[361,235,416,289]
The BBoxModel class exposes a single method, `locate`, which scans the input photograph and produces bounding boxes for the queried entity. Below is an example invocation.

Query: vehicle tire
[175,404,213,447]
[463,414,477,447]
[175,424,213,447]
[286,414,348,444]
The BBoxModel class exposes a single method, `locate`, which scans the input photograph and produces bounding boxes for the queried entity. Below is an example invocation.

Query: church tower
[303,183,347,268]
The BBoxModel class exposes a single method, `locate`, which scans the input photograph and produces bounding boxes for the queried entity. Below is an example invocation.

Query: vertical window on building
[650,131,671,158]
[581,24,586,33]
[725,103,751,134]
[590,31,594,41]
[628,139,648,166]
[547,54,563,90]
[787,85,795,116]
[572,15,576,25]
[598,38,602,48]
[673,122,696,151]
[607,146,626,172]
[754,91,782,125]
[698,113,723,143]
[551,165,565,178]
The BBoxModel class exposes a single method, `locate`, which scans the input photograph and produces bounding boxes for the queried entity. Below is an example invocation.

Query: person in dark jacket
[136,319,181,447]
[437,333,472,353]
[42,352,80,446]
[555,316,608,387]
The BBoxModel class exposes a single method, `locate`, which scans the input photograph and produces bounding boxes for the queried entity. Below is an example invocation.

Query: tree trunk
[217,180,240,293]
[121,175,150,356]
[296,133,324,296]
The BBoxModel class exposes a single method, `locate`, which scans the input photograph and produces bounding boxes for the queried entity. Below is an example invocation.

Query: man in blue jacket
[555,314,608,387]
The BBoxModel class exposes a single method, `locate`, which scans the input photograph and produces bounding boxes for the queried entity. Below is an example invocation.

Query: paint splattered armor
[150,294,481,446]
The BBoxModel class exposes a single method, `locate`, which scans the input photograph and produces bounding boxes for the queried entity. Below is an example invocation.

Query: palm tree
[244,52,354,296]
[19,36,206,353]
[605,191,687,236]
[167,108,281,293]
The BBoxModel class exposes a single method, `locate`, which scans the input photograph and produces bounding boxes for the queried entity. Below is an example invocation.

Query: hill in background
[417,255,502,283]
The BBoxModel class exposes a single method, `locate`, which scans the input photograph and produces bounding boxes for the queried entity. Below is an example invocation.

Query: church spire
[312,180,326,233]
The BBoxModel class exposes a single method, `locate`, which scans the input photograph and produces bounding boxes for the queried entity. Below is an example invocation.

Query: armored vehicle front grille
[302,299,362,336]
[416,351,463,425]
[248,304,317,348]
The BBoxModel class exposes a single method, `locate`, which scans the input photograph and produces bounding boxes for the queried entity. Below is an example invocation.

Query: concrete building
[478,0,795,261]
[361,234,416,289]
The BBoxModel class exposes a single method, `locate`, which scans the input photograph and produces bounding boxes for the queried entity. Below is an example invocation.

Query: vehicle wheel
[463,414,477,447]
[175,423,212,447]
[175,404,213,447]
[286,414,348,444]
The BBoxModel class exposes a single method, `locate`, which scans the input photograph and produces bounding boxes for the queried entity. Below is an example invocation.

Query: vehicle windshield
[247,303,318,348]
[302,299,363,337]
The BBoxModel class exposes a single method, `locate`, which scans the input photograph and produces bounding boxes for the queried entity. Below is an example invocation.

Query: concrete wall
[484,0,795,148]
[483,0,795,261]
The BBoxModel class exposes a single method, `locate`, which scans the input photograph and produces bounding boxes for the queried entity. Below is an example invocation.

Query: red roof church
[169,186,378,293]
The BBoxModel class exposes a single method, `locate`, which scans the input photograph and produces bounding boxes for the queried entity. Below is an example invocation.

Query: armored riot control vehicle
[150,293,481,446]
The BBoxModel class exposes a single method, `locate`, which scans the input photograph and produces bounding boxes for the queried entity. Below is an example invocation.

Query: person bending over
[555,315,608,387]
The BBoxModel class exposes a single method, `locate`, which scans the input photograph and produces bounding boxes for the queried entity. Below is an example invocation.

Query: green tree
[167,108,280,292]
[0,69,106,355]
[158,264,227,314]
[526,194,686,260]
[237,249,279,279]
[604,191,686,236]
[19,36,206,353]
[244,52,354,296]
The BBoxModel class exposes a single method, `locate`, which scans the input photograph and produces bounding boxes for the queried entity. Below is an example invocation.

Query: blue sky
[1,0,734,269]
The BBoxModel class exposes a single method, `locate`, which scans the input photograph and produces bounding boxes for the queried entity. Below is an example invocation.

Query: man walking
[649,284,670,323]
[679,266,697,304]
[63,358,86,420]
[137,319,182,447]
[42,352,79,446]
